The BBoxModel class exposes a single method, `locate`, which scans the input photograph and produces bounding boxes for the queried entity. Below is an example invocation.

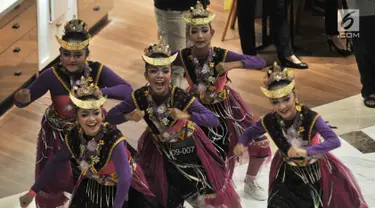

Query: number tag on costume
[171,146,195,156]
[168,139,196,161]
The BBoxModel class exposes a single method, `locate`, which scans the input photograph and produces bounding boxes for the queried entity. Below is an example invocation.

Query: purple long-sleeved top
[106,94,219,127]
[31,141,131,208]
[239,116,341,155]
[15,65,133,108]
[173,50,266,69]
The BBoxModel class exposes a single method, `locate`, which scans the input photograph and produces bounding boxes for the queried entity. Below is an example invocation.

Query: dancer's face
[188,24,215,49]
[270,90,297,121]
[145,65,172,96]
[60,47,88,73]
[77,107,103,136]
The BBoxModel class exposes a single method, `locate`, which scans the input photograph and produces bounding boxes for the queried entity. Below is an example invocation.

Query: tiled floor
[2,94,375,207]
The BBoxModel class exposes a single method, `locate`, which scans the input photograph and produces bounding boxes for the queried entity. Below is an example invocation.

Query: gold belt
[282,154,318,167]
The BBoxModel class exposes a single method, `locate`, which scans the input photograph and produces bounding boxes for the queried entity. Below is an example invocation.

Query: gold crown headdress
[55,16,91,51]
[260,62,295,99]
[183,1,215,25]
[142,36,178,66]
[69,76,106,109]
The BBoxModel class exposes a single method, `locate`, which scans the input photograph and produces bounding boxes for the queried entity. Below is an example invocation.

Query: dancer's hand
[14,89,31,104]
[234,144,247,157]
[216,61,244,75]
[19,192,34,208]
[295,147,308,157]
[170,108,191,120]
[201,91,215,103]
[215,62,230,75]
[124,110,144,122]
[287,146,307,158]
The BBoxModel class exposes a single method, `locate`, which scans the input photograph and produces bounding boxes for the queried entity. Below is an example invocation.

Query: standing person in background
[153,0,209,87]
[237,0,308,69]
[347,0,375,108]
[325,0,353,56]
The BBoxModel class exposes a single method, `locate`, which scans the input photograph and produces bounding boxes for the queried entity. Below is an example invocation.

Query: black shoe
[279,58,308,69]
[327,36,353,56]
[364,94,375,108]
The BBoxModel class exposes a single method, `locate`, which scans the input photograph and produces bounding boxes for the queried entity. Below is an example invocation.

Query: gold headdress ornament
[69,76,106,109]
[260,62,295,99]
[142,36,178,66]
[55,16,91,51]
[183,1,215,25]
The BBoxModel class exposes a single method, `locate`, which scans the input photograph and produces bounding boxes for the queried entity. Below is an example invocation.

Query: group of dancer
[16,1,368,208]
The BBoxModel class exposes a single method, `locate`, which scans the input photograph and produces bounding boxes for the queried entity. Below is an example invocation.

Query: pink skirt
[34,116,73,208]
[269,151,368,208]
[136,125,242,208]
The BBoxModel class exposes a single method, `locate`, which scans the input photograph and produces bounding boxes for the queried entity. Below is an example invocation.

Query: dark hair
[62,32,89,42]
[77,95,99,101]
[186,21,213,31]
[267,80,291,90]
[144,53,171,71]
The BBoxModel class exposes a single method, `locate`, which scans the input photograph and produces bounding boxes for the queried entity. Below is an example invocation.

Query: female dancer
[14,18,133,207]
[19,77,160,208]
[173,1,271,200]
[234,62,368,208]
[106,39,241,208]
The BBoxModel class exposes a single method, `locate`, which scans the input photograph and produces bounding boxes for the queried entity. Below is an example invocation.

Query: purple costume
[173,47,271,178]
[107,95,219,127]
[107,86,242,208]
[30,123,157,208]
[15,62,133,207]
[239,105,368,208]
[31,141,130,208]
[239,117,341,154]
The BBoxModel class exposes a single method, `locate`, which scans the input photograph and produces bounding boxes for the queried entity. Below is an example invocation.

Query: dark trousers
[237,0,349,56]
[237,0,293,59]
[237,0,257,56]
[352,15,375,98]
[325,0,339,35]
[325,0,350,36]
